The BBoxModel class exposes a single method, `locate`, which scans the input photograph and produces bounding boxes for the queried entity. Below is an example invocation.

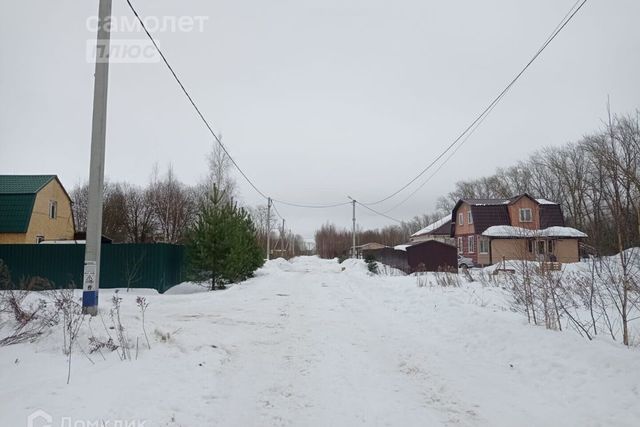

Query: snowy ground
[2,256,639,426]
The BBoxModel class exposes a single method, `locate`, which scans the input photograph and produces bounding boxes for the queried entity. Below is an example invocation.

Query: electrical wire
[271,201,284,220]
[271,199,351,209]
[125,0,354,210]
[361,0,588,206]
[125,0,269,199]
[355,201,403,224]
[125,0,588,221]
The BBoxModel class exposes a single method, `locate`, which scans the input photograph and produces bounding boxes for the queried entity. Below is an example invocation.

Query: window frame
[458,212,464,226]
[479,237,489,254]
[457,237,463,253]
[519,208,532,223]
[467,235,475,253]
[467,210,473,224]
[49,200,58,220]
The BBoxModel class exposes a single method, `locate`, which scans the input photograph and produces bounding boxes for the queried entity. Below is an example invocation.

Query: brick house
[0,175,75,244]
[450,194,586,266]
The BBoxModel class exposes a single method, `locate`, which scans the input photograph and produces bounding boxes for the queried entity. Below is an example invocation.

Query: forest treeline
[70,152,306,259]
[316,109,640,259]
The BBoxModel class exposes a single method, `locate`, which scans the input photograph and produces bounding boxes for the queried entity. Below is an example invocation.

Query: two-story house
[450,194,586,266]
[0,175,75,244]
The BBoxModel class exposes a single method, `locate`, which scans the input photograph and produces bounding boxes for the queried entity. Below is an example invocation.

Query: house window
[458,212,464,226]
[467,211,473,224]
[36,235,45,244]
[528,240,534,253]
[519,208,532,222]
[537,241,546,255]
[467,235,475,253]
[479,237,489,254]
[49,200,58,219]
[457,237,463,253]
[548,240,554,253]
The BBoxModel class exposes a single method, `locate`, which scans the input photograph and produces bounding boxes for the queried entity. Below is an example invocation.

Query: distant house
[451,193,586,266]
[410,216,454,245]
[0,175,75,244]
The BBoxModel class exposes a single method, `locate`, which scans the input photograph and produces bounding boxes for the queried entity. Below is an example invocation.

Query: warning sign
[83,261,97,291]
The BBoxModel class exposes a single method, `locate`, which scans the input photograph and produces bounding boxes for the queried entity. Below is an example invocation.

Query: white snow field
[2,256,639,426]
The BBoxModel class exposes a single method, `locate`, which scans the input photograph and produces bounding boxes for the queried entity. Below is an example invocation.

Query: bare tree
[149,165,197,244]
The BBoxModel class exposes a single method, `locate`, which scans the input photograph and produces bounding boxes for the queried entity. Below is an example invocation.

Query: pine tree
[187,187,264,289]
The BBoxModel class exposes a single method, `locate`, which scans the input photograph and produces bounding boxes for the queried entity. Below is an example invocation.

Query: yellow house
[0,175,75,244]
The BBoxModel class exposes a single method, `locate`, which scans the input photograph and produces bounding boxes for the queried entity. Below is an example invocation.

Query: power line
[125,0,268,199]
[271,199,351,209]
[271,201,284,220]
[355,201,403,224]
[361,0,588,206]
[125,0,353,210]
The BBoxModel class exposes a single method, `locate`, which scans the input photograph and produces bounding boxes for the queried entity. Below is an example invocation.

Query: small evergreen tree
[187,187,264,289]
[364,254,379,274]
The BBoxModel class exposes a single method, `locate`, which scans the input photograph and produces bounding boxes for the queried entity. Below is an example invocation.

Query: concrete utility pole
[82,0,112,316]
[266,197,272,260]
[280,218,286,254]
[348,197,357,258]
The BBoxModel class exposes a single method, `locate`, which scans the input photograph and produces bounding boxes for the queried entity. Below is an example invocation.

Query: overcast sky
[1,0,639,238]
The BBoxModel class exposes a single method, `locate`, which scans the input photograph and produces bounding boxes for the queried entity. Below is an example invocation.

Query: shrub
[186,186,264,289]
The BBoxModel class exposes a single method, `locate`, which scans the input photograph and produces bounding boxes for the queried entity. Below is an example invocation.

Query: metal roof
[0,175,55,194]
[0,175,56,233]
[0,194,37,233]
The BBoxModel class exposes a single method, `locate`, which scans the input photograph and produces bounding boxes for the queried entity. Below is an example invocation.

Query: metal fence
[0,243,185,293]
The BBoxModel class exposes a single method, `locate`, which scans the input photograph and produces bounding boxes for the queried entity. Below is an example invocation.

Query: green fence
[0,243,186,293]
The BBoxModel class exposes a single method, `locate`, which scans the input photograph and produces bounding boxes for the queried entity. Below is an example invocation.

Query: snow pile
[164,281,211,295]
[483,225,587,238]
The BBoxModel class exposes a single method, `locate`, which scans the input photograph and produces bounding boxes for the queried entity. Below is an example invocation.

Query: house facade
[0,175,75,244]
[410,216,455,246]
[451,194,585,266]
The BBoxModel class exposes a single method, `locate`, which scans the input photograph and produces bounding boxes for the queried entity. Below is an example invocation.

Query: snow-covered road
[2,256,639,426]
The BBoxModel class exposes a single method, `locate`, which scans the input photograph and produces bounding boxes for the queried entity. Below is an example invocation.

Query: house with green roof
[0,175,75,244]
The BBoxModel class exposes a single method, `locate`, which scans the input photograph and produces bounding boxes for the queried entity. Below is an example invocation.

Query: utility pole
[266,197,272,260]
[348,196,357,258]
[291,231,295,257]
[82,0,112,316]
[280,218,286,255]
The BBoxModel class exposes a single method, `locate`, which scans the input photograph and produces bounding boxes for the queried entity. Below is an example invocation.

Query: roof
[470,205,511,235]
[0,194,37,233]
[0,175,57,233]
[451,193,565,235]
[411,216,452,237]
[0,175,56,194]
[357,242,387,251]
[482,225,587,239]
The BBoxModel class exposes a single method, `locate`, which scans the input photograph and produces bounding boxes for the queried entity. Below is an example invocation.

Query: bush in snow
[186,185,264,290]
[364,255,378,275]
